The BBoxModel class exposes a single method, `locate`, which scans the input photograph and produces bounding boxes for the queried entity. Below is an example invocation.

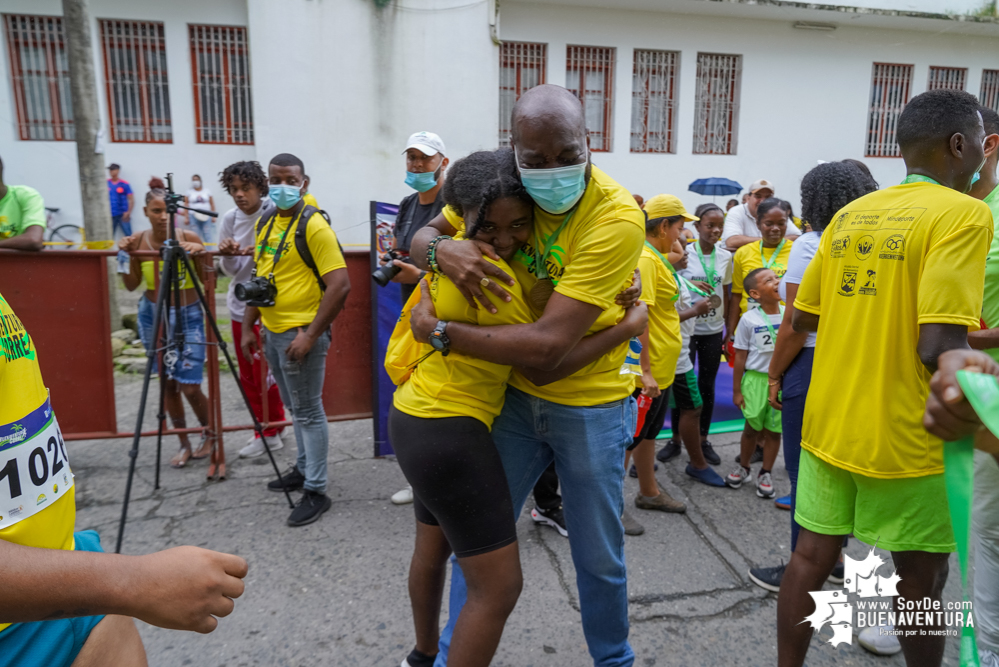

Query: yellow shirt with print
[731,240,794,314]
[635,247,682,389]
[0,294,76,632]
[796,182,993,478]
[254,209,347,333]
[441,166,645,407]
[393,256,533,428]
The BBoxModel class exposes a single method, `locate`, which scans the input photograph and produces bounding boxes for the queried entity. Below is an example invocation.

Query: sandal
[171,448,192,468]
[191,432,216,460]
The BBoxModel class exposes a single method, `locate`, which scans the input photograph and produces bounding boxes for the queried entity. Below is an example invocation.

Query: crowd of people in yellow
[0,83,998,667]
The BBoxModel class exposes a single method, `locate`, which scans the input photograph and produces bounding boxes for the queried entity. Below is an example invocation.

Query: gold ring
[480,277,490,287]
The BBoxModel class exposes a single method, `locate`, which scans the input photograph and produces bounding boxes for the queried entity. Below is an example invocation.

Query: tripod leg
[153,257,175,491]
[180,252,295,509]
[116,259,174,554]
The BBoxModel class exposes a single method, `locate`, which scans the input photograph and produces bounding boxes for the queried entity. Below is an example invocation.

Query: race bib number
[752,323,777,352]
[0,398,73,530]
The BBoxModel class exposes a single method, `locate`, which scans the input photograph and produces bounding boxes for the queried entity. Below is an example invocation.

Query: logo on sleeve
[859,270,877,296]
[838,269,857,297]
[879,235,905,261]
[854,236,875,261]
[830,236,851,258]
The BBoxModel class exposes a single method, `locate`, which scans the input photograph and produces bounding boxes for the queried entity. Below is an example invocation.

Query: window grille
[189,25,253,145]
[692,53,741,155]
[498,42,546,147]
[3,14,73,141]
[927,66,966,91]
[866,63,912,158]
[981,70,999,113]
[99,19,171,143]
[566,45,615,152]
[631,49,678,154]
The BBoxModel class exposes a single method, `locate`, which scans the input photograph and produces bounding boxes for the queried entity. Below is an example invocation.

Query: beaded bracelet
[427,235,452,274]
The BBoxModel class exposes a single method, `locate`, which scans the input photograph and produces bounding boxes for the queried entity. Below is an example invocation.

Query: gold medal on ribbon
[530,278,556,311]
[708,294,723,309]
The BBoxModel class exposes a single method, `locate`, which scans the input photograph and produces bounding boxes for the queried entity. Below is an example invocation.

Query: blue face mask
[269,184,302,210]
[405,170,438,193]
[972,171,982,185]
[515,148,588,214]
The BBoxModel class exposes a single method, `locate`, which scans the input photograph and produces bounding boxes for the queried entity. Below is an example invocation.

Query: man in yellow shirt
[240,153,351,528]
[776,90,994,667]
[408,84,645,666]
[0,291,248,666]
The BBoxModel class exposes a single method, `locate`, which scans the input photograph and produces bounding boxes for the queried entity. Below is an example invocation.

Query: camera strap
[255,205,305,280]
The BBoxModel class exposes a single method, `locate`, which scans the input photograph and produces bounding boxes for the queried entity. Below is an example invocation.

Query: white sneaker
[858,624,902,656]
[725,466,751,489]
[238,434,284,458]
[756,471,776,499]
[391,485,414,505]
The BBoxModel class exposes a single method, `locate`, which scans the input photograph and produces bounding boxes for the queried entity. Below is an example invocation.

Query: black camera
[372,249,409,287]
[234,276,277,307]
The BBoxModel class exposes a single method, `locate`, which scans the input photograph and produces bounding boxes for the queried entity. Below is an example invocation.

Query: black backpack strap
[294,205,342,292]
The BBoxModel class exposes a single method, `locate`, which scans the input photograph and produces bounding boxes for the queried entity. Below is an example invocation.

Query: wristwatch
[428,320,450,356]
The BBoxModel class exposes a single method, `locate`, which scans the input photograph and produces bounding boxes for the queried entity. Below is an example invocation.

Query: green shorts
[795,449,956,553]
[740,370,781,433]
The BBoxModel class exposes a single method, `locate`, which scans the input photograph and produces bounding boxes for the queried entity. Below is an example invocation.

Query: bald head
[510,84,589,173]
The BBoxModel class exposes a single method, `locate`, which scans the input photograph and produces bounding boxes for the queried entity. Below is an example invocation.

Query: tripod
[116,173,294,553]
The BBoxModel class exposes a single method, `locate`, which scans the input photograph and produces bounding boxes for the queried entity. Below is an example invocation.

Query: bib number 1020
[0,433,68,499]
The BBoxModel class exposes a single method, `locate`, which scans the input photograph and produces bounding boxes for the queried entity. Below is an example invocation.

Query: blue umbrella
[688,178,743,196]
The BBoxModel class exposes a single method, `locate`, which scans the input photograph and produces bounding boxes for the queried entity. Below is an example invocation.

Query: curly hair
[219,160,268,196]
[146,177,166,204]
[442,148,533,238]
[800,162,879,233]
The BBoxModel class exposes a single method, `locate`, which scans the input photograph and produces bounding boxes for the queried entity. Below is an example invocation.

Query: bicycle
[45,208,89,250]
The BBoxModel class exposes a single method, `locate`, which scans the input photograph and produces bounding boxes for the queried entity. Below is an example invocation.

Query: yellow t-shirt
[254,209,347,333]
[393,257,534,428]
[0,293,76,632]
[796,181,993,478]
[442,166,645,406]
[636,246,682,389]
[303,193,320,210]
[731,239,794,314]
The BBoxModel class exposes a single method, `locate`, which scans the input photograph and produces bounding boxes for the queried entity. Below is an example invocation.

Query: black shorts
[388,406,517,558]
[629,387,670,450]
[668,370,703,411]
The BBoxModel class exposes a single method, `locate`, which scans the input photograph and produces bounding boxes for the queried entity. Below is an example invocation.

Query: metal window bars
[866,63,912,158]
[631,49,678,154]
[100,19,172,143]
[3,14,74,141]
[693,53,741,155]
[499,42,546,147]
[981,70,999,113]
[189,25,253,145]
[927,66,967,91]
[566,45,615,152]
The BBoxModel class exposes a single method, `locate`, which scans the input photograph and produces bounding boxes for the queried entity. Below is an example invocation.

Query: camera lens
[372,262,402,287]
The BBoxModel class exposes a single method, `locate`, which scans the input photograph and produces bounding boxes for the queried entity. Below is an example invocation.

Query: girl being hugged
[118,178,213,468]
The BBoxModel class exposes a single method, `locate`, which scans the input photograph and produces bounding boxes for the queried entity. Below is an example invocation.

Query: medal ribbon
[533,211,576,284]
[759,239,787,271]
[901,174,942,186]
[945,371,999,667]
[644,241,710,300]
[754,305,784,345]
[694,242,718,288]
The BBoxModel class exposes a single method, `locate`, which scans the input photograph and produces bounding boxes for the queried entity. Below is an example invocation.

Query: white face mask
[192,179,201,189]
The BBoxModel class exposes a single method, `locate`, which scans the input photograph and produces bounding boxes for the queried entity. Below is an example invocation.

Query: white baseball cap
[404,131,446,157]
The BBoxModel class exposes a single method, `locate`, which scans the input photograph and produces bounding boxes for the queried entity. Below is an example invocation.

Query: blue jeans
[112,214,131,237]
[781,346,813,553]
[190,216,214,244]
[435,387,638,667]
[136,296,206,384]
[262,326,331,493]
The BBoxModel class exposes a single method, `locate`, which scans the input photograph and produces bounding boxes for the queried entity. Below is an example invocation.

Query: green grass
[215,275,231,294]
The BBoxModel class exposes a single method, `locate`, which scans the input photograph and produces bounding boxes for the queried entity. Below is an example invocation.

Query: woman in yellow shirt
[725,197,794,346]
[388,149,646,667]
[119,178,212,468]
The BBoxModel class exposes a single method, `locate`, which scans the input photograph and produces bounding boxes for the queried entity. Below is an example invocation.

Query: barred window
[99,19,171,143]
[3,14,73,141]
[631,49,678,154]
[866,63,912,158]
[927,66,966,91]
[693,53,741,155]
[981,70,999,113]
[189,25,253,145]
[499,42,546,147]
[566,45,614,152]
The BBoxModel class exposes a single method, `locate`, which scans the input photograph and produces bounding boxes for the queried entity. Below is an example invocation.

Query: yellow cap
[644,194,698,222]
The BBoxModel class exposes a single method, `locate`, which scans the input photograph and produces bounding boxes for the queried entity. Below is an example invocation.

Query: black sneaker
[733,446,764,464]
[656,440,681,463]
[268,466,305,492]
[531,506,568,537]
[748,561,786,593]
[702,441,721,466]
[402,648,437,667]
[627,462,658,478]
[829,560,845,584]
[287,489,332,527]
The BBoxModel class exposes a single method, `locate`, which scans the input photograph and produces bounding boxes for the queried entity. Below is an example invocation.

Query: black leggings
[389,406,517,558]
[671,332,724,437]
